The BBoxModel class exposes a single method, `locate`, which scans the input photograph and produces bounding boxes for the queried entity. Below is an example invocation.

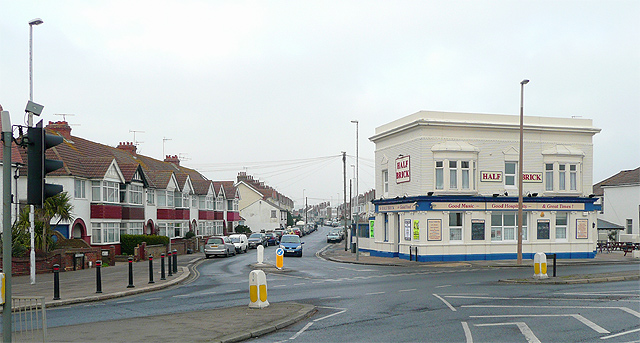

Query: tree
[14,192,74,252]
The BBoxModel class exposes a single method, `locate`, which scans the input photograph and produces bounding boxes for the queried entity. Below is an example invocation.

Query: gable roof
[593,167,640,196]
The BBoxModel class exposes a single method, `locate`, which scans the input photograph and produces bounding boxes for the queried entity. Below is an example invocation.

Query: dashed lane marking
[474,322,541,343]
[471,314,609,334]
[399,288,417,292]
[366,291,385,295]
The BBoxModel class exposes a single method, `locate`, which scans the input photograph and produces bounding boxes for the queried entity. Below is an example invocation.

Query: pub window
[537,220,550,240]
[382,170,389,195]
[556,213,567,239]
[491,212,527,241]
[449,212,463,241]
[570,165,577,190]
[435,161,444,190]
[559,164,566,190]
[545,163,554,191]
[461,161,470,189]
[505,162,516,187]
[449,161,458,189]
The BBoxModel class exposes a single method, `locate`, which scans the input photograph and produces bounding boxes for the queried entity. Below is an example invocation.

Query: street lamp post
[29,17,43,285]
[351,120,359,261]
[517,79,529,265]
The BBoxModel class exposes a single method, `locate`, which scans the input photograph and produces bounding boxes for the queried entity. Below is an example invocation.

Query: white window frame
[74,179,86,199]
[91,222,120,244]
[147,189,155,205]
[555,212,568,240]
[382,169,389,196]
[504,162,517,187]
[491,212,527,242]
[129,184,143,205]
[434,159,477,192]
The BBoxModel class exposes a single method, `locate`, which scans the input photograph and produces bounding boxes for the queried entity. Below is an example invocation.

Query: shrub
[185,231,196,239]
[120,234,169,255]
[235,225,252,235]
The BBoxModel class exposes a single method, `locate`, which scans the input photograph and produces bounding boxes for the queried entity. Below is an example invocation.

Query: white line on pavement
[444,295,638,302]
[433,294,457,312]
[116,300,134,304]
[366,292,385,295]
[271,284,287,288]
[314,306,347,322]
[471,314,609,334]
[294,283,306,286]
[600,327,640,340]
[399,289,417,292]
[461,322,473,343]
[145,297,161,301]
[200,291,217,295]
[172,294,191,298]
[290,322,313,340]
[462,305,640,318]
[436,284,452,288]
[475,322,541,343]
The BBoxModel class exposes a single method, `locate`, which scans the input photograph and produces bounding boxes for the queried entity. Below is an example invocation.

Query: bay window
[91,222,119,244]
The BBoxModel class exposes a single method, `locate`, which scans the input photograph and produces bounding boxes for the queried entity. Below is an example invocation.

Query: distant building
[593,167,639,242]
[235,172,292,231]
[365,111,601,261]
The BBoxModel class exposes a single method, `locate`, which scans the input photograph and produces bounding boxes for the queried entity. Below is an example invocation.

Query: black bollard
[160,253,166,280]
[172,249,178,274]
[96,260,103,293]
[53,264,61,300]
[127,256,135,288]
[168,251,173,277]
[148,255,155,284]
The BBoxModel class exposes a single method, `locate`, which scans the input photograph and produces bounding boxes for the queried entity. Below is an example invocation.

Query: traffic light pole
[2,110,13,342]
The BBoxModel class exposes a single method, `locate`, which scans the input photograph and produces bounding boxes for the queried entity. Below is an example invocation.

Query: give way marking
[285,306,347,341]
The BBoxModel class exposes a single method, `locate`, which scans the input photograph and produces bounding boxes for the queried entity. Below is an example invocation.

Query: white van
[229,234,248,253]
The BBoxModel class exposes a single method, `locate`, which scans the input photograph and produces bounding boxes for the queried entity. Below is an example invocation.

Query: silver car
[204,236,236,258]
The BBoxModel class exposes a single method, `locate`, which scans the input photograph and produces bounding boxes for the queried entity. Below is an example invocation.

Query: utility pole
[2,109,13,342]
[342,151,347,251]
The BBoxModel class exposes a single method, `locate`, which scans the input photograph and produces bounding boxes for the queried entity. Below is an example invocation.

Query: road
[45,226,640,342]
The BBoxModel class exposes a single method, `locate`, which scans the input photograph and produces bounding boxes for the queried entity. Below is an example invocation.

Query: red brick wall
[227,211,240,221]
[158,208,191,220]
[214,211,224,220]
[122,206,144,220]
[199,210,215,220]
[91,204,122,219]
[1,247,103,276]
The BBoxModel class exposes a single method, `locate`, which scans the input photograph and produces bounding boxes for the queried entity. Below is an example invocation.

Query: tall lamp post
[29,17,44,285]
[517,79,529,265]
[351,120,359,261]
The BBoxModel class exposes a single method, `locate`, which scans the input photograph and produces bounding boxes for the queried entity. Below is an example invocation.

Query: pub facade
[363,111,601,261]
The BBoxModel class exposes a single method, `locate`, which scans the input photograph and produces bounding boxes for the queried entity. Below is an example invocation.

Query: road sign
[276,248,284,269]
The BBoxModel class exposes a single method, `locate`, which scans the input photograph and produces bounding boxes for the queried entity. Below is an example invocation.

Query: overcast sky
[1,1,638,208]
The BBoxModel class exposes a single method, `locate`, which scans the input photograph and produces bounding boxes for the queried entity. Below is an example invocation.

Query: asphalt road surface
[44,226,640,342]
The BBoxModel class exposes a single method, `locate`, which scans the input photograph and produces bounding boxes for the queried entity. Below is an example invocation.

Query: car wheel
[205,254,210,259]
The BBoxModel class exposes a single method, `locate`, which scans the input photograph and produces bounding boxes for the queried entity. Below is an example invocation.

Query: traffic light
[27,120,63,207]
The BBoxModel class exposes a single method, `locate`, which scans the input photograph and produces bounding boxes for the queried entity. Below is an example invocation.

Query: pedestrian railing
[12,296,47,343]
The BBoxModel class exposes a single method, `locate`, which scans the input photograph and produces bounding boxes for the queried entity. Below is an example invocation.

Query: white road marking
[116,300,134,303]
[225,289,240,293]
[314,306,347,322]
[435,284,452,288]
[294,283,306,286]
[433,294,457,312]
[145,297,161,301]
[463,305,640,318]
[320,296,341,300]
[444,295,637,302]
[399,288,417,293]
[172,294,191,298]
[200,291,217,295]
[84,303,106,307]
[461,321,473,343]
[271,284,287,288]
[600,327,640,340]
[471,314,609,334]
[475,322,541,343]
[557,290,639,296]
[366,291,385,295]
[290,322,313,340]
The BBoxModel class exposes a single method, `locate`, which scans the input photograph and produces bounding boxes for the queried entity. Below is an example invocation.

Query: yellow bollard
[533,252,549,279]
[276,248,284,270]
[249,270,269,308]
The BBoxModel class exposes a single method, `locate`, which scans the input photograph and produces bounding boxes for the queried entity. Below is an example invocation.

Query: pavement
[3,244,639,342]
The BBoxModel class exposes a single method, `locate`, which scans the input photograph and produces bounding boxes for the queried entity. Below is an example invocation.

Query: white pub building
[364,111,601,261]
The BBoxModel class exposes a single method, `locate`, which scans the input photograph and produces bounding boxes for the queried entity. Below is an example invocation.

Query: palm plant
[13,192,74,252]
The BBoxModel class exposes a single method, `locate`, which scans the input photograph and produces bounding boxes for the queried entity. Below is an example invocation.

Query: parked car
[279,234,304,257]
[204,236,236,258]
[248,233,266,249]
[274,229,284,240]
[327,229,343,243]
[291,228,302,237]
[266,232,279,246]
[229,234,248,253]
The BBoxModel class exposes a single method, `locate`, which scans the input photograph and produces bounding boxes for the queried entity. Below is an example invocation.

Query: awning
[597,218,625,230]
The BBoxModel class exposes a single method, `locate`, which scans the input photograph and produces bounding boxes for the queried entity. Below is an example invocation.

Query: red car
[292,228,302,237]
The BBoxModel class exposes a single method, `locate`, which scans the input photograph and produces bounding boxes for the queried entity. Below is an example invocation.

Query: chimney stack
[164,155,180,166]
[45,121,71,139]
[117,142,137,155]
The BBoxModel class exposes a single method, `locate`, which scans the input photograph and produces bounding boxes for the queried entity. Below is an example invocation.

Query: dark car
[247,233,266,249]
[279,234,303,257]
[266,232,279,246]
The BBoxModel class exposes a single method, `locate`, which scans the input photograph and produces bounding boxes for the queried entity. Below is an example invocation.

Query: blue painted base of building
[359,248,596,262]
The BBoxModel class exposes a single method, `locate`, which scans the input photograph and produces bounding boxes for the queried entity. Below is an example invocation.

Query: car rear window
[230,237,240,243]
[207,238,224,244]
[250,233,262,238]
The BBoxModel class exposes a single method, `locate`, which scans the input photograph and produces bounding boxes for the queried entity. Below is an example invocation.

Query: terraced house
[15,121,239,254]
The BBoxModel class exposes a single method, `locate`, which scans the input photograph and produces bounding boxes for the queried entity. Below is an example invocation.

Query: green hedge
[120,234,169,255]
